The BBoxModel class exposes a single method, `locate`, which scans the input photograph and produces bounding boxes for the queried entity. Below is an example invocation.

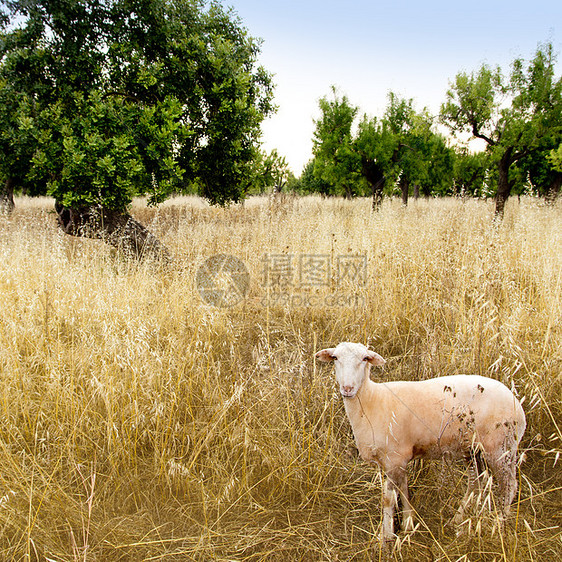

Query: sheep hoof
[378,534,401,560]
[378,537,394,558]
[380,533,398,545]
[403,516,415,533]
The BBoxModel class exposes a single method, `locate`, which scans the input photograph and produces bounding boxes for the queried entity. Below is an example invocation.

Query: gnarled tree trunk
[361,158,385,211]
[55,203,170,261]
[0,178,15,215]
[495,151,514,219]
[400,176,409,207]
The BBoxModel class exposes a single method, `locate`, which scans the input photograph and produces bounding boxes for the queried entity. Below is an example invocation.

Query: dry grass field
[0,195,560,561]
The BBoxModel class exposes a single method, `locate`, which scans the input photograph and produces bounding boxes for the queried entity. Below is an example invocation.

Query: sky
[223,0,562,174]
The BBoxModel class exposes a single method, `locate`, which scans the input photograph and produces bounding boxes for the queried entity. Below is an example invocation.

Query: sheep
[315,342,526,542]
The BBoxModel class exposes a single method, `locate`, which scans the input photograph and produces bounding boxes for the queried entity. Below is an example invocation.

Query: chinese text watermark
[196,253,367,308]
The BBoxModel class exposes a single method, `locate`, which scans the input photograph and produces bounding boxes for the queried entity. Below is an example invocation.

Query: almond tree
[354,115,397,209]
[312,87,361,198]
[0,0,274,256]
[440,42,562,217]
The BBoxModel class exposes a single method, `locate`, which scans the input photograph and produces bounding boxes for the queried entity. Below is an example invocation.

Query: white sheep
[315,342,526,542]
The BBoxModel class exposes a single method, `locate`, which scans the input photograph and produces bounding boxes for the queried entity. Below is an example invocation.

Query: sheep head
[316,342,385,398]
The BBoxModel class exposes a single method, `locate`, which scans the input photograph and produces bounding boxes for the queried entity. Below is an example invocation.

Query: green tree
[312,87,362,198]
[395,102,431,204]
[441,42,562,217]
[0,86,41,212]
[516,134,562,201]
[379,93,451,205]
[251,149,290,194]
[0,0,274,254]
[420,132,455,197]
[297,159,331,195]
[452,149,491,197]
[312,89,454,207]
[354,115,398,209]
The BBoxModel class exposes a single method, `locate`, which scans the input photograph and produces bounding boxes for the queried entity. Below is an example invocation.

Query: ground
[0,195,560,560]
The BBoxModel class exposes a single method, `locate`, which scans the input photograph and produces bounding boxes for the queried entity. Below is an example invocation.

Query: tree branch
[471,122,495,146]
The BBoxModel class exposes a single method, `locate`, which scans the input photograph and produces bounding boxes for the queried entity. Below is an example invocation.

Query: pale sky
[224,0,562,174]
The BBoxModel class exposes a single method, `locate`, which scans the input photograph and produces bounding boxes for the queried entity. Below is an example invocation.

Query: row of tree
[0,0,561,256]
[304,43,562,216]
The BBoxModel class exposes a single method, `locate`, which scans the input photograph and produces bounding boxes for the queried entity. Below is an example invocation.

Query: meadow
[0,195,560,561]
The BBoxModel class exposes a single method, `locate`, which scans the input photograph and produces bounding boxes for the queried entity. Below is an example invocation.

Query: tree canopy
[0,0,275,217]
[2,7,561,221]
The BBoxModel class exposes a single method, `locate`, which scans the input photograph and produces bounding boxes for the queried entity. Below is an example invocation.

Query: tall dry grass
[0,195,560,560]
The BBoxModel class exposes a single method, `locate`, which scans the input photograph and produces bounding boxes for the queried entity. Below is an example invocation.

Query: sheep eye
[362,356,370,362]
[331,355,338,361]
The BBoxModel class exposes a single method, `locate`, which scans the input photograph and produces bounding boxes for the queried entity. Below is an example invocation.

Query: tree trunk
[371,177,385,211]
[545,172,562,204]
[0,177,15,214]
[400,176,409,206]
[361,158,385,211]
[495,150,514,219]
[413,184,420,199]
[55,203,170,261]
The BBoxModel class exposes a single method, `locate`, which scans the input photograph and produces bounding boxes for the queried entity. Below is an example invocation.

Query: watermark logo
[261,253,366,289]
[197,253,366,308]
[196,254,250,308]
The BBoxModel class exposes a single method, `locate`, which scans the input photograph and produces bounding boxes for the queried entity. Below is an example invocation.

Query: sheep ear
[365,351,386,367]
[316,348,336,362]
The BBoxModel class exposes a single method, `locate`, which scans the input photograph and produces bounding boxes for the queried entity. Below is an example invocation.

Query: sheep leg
[489,447,518,520]
[382,477,398,541]
[454,451,483,527]
[395,469,415,532]
[383,468,414,540]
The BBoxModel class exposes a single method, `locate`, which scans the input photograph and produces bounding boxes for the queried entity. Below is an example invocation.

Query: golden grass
[0,195,560,561]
